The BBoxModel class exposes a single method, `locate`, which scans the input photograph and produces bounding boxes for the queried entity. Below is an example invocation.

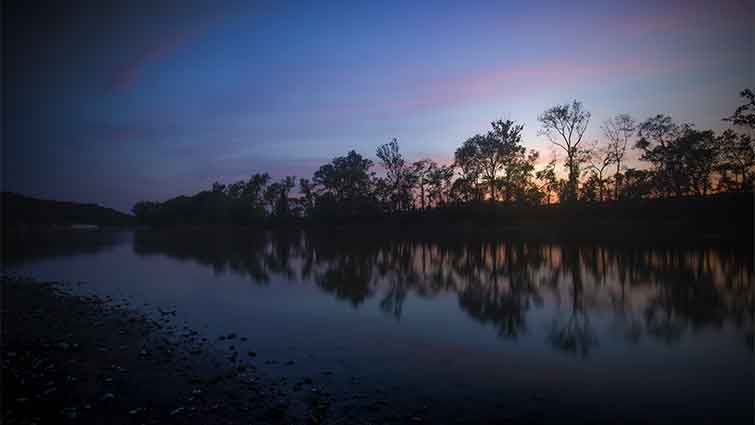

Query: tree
[538,101,591,202]
[313,150,374,202]
[636,116,719,196]
[717,89,755,192]
[411,159,433,210]
[724,88,755,129]
[454,120,526,202]
[602,114,636,199]
[715,130,754,192]
[535,158,560,205]
[264,176,296,217]
[580,172,601,203]
[586,140,614,202]
[297,178,317,215]
[453,136,484,202]
[376,138,416,212]
[426,163,455,207]
[242,173,271,208]
[498,149,540,205]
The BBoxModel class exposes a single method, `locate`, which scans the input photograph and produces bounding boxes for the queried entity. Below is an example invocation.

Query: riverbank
[2,276,511,425]
[1,277,340,425]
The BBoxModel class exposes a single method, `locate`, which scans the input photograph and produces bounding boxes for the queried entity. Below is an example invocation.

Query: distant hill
[2,192,135,228]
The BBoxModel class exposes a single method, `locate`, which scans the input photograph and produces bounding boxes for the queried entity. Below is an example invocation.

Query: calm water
[4,229,753,423]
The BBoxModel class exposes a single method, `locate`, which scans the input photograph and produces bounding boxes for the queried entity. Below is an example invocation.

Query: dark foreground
[2,277,534,425]
[2,277,383,425]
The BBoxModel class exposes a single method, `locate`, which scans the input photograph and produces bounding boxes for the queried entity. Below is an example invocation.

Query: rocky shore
[0,276,363,425]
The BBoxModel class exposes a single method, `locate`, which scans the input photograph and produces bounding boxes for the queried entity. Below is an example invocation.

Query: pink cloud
[109,30,192,92]
[107,10,229,94]
[327,57,686,120]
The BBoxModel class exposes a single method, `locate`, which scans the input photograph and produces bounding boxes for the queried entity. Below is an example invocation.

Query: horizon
[3,0,753,212]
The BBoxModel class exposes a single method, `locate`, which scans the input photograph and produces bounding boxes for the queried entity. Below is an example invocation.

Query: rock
[411,417,423,423]
[58,342,71,351]
[100,393,116,401]
[61,407,78,419]
[170,407,185,416]
[227,333,237,340]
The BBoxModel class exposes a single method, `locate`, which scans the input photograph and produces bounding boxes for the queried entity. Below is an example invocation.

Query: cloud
[109,30,193,92]
[320,57,687,120]
[106,8,228,93]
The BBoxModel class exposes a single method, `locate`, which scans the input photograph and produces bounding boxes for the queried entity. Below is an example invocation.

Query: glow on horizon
[3,0,753,211]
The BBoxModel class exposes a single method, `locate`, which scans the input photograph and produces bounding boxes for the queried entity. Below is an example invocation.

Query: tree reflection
[130,229,753,355]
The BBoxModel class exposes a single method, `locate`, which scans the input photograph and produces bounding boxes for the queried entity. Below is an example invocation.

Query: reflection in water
[131,229,754,355]
[3,230,128,266]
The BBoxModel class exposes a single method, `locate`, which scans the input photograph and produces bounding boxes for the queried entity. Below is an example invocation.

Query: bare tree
[538,101,591,202]
[586,140,615,202]
[601,114,636,199]
[411,159,432,210]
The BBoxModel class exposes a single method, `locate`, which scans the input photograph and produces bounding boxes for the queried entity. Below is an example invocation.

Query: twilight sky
[3,0,753,212]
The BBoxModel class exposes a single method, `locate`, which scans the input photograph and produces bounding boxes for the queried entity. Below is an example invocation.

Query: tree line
[132,89,754,226]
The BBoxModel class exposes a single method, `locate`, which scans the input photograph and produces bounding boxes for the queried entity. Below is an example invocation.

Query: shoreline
[1,276,339,425]
[2,276,509,425]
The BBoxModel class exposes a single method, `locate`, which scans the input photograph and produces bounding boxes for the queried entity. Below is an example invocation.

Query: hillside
[2,192,135,228]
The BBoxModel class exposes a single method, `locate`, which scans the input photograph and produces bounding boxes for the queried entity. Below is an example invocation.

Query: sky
[3,0,753,212]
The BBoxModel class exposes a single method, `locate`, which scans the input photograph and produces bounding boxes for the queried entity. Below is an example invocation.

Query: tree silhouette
[454,120,526,202]
[602,114,636,199]
[538,101,591,202]
[724,88,755,129]
[376,138,416,212]
[585,140,615,202]
[715,130,754,191]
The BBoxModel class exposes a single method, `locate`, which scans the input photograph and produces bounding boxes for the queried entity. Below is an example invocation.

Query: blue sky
[3,0,753,211]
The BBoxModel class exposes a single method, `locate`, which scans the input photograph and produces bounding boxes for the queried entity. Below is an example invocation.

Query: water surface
[4,229,753,423]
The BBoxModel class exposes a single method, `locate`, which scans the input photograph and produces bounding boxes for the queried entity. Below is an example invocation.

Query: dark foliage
[129,90,753,228]
[2,192,135,228]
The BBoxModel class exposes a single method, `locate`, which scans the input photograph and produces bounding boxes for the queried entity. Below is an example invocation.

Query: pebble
[61,407,78,419]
